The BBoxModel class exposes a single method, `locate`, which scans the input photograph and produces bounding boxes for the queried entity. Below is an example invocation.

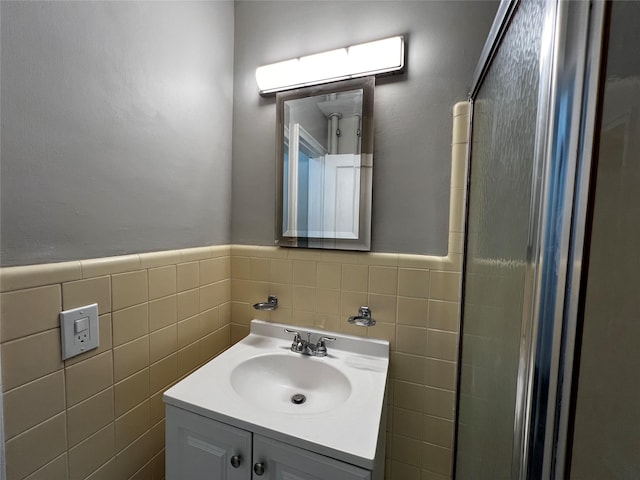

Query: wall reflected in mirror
[276,77,374,250]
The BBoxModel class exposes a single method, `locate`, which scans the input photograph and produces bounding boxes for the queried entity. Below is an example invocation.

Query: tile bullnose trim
[0,261,82,293]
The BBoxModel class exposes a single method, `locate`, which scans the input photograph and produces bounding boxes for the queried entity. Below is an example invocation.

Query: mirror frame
[275,76,375,250]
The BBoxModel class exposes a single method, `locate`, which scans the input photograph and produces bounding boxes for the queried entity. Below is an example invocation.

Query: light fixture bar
[256,35,405,95]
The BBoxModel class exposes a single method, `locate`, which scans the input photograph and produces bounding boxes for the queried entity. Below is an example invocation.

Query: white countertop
[163,320,389,469]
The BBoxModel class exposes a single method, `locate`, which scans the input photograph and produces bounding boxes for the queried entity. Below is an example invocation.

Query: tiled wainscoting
[0,102,469,480]
[0,247,233,480]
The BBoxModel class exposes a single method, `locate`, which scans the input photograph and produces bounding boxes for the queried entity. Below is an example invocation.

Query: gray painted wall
[231,1,498,255]
[1,1,234,266]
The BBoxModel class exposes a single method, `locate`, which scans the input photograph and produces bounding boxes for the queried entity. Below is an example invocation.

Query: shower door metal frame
[454,0,607,478]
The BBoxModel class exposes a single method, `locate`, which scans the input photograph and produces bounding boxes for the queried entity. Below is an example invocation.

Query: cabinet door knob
[253,462,265,476]
[230,455,241,468]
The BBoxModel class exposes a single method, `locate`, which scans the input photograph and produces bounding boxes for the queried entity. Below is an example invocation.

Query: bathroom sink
[163,320,389,469]
[230,353,352,414]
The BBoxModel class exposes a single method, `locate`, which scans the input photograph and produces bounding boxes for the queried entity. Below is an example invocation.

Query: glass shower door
[567,2,640,478]
[454,1,546,478]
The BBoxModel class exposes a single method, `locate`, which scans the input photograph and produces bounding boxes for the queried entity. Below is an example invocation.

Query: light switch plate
[60,303,99,360]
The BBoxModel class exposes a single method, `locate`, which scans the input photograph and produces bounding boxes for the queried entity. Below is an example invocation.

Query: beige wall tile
[368,294,397,324]
[148,265,176,300]
[231,302,250,326]
[270,259,292,284]
[230,323,249,344]
[115,430,152,480]
[150,353,177,395]
[112,303,148,347]
[424,387,455,420]
[199,258,218,285]
[393,407,423,440]
[357,252,399,267]
[178,314,202,349]
[292,286,316,311]
[115,400,149,452]
[149,391,165,425]
[452,112,470,144]
[178,342,200,376]
[3,370,65,440]
[368,322,396,350]
[398,269,430,298]
[177,288,200,321]
[148,295,177,332]
[63,276,111,314]
[67,387,114,447]
[149,324,177,364]
[176,262,199,292]
[342,264,368,292]
[23,453,68,480]
[316,262,341,289]
[199,331,219,363]
[421,442,452,476]
[340,291,368,317]
[5,412,67,480]
[152,452,165,479]
[180,247,212,263]
[113,336,149,383]
[1,285,61,342]
[1,329,63,391]
[397,325,428,355]
[292,260,316,287]
[423,415,454,449]
[314,313,340,332]
[394,380,424,413]
[424,358,456,391]
[0,261,81,293]
[138,250,181,269]
[219,302,231,326]
[81,255,141,279]
[150,419,165,457]
[392,353,425,384]
[369,266,398,295]
[427,330,458,362]
[85,459,117,480]
[112,270,148,311]
[115,368,150,418]
[250,257,271,282]
[397,297,429,327]
[200,307,219,336]
[428,300,459,332]
[391,433,422,467]
[451,144,468,190]
[316,289,341,315]
[68,423,115,480]
[449,187,466,234]
[231,256,250,279]
[66,351,113,407]
[391,460,420,480]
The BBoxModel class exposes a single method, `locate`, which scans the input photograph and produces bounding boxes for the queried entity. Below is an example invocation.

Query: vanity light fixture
[256,35,405,94]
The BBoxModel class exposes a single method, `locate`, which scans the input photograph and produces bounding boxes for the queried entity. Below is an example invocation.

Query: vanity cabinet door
[166,405,252,480]
[252,435,371,480]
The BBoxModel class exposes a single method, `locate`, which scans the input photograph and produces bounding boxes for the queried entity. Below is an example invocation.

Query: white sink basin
[163,320,389,469]
[230,353,352,414]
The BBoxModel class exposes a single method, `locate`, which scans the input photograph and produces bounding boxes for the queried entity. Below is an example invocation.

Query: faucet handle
[315,336,336,356]
[284,328,303,351]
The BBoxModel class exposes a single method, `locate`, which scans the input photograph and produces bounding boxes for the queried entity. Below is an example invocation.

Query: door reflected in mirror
[276,77,374,250]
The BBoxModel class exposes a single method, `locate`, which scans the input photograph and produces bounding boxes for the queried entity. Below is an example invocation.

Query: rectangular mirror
[275,77,374,250]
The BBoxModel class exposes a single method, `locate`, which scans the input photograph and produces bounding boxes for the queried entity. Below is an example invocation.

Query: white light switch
[74,317,89,334]
[60,304,99,360]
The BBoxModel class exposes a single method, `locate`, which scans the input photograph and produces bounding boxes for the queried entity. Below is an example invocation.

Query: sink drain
[291,393,306,405]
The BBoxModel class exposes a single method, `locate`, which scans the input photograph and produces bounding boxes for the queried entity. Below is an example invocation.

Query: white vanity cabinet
[166,405,372,480]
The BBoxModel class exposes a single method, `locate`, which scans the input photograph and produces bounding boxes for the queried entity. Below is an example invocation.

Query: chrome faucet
[284,328,335,357]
